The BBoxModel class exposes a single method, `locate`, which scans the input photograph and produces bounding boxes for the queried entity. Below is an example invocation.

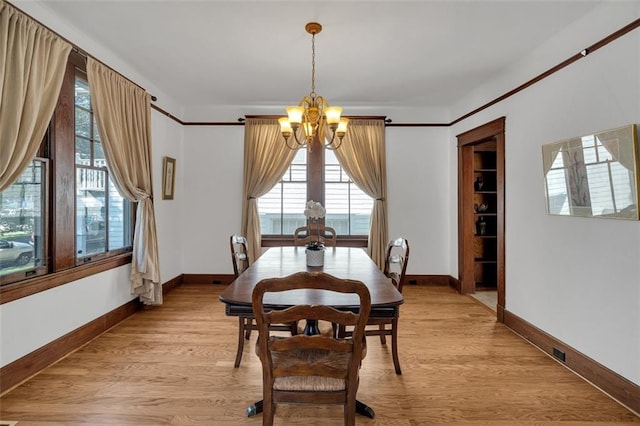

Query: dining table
[219,246,404,419]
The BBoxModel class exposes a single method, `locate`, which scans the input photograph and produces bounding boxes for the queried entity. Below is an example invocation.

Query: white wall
[450,2,640,385]
[152,110,184,284]
[387,127,451,275]
[0,265,133,366]
[180,126,245,275]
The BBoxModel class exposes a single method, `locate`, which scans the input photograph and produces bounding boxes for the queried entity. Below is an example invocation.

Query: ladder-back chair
[252,272,371,426]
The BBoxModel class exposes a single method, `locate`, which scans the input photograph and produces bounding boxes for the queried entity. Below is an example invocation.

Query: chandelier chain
[311,33,316,96]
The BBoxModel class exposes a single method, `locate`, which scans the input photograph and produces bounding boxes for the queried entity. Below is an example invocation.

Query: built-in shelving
[472,148,498,290]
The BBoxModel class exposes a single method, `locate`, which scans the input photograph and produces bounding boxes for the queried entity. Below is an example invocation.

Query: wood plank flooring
[1,284,638,425]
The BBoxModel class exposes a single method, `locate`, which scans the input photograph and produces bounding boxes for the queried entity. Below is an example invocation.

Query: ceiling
[31,1,603,113]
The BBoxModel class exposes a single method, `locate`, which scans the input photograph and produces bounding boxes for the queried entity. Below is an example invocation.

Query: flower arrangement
[304,200,326,250]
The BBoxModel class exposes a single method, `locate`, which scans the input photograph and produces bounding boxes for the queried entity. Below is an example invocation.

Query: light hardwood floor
[1,283,638,425]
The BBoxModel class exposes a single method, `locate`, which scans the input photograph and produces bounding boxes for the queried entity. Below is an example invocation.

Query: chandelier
[278,22,348,151]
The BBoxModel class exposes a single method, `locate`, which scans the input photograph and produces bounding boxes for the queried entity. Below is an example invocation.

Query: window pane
[107,177,131,250]
[75,107,91,138]
[76,136,91,164]
[324,150,373,235]
[93,118,101,142]
[0,160,44,281]
[259,182,306,234]
[258,148,307,236]
[94,141,105,164]
[74,78,91,109]
[76,169,107,256]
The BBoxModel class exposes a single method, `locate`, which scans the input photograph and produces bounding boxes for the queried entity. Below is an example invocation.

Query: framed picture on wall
[162,156,176,200]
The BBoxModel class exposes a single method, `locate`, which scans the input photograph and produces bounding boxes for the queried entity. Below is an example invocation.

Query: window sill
[0,252,132,304]
[261,235,368,248]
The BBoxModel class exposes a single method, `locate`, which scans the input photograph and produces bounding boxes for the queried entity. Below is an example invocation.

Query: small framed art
[162,156,176,200]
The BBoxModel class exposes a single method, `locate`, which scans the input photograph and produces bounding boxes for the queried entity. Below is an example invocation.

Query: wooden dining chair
[229,235,298,368]
[252,272,371,426]
[229,235,253,367]
[293,223,337,247]
[229,234,250,278]
[338,237,409,375]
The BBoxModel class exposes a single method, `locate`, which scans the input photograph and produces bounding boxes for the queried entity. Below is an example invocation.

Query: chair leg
[391,317,401,375]
[245,317,253,340]
[262,391,275,426]
[379,324,386,345]
[344,391,356,425]
[234,317,246,368]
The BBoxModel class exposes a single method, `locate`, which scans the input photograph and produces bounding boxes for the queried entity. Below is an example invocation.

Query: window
[0,51,133,293]
[258,145,373,239]
[0,159,46,283]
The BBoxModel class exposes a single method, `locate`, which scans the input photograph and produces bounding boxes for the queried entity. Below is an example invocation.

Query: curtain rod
[70,47,156,102]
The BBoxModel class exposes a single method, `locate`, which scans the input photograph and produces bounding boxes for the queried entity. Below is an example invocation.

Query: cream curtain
[332,119,388,268]
[241,118,298,262]
[0,1,71,191]
[87,58,162,305]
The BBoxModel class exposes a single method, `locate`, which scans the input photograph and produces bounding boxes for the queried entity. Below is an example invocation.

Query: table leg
[246,399,374,418]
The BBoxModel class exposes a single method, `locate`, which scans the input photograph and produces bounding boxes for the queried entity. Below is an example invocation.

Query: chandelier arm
[285,135,304,150]
[324,129,341,150]
[291,128,307,148]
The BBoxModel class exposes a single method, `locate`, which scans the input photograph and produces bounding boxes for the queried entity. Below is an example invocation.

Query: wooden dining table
[219,246,404,419]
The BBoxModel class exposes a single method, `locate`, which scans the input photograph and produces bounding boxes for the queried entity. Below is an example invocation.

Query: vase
[475,216,487,235]
[474,176,484,191]
[306,248,325,267]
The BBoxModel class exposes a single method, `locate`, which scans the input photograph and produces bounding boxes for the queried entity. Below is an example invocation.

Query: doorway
[457,117,505,321]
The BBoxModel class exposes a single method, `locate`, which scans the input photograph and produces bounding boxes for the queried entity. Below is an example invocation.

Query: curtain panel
[241,118,298,262]
[332,119,388,268]
[0,1,71,191]
[87,58,162,305]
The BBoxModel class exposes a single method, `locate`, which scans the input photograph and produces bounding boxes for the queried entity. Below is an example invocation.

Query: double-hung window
[258,144,373,243]
[1,51,133,293]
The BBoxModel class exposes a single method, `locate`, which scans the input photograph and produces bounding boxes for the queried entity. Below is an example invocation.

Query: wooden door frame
[457,117,505,322]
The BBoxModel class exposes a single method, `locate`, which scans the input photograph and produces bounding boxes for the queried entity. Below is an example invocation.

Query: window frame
[0,51,134,304]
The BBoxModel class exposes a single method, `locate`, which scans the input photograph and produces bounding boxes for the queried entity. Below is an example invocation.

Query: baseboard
[162,274,184,294]
[402,274,452,286]
[0,274,184,395]
[448,275,461,292]
[503,309,640,415]
[181,273,238,285]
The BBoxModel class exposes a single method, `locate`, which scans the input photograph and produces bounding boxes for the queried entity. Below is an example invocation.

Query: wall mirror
[542,124,639,220]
